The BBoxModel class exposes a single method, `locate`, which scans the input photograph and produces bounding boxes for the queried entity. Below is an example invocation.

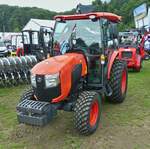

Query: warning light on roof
[89,15,96,19]
[56,18,62,22]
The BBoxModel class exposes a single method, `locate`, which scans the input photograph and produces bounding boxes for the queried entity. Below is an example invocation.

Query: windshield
[0,41,5,47]
[119,32,140,46]
[32,32,39,45]
[53,19,101,54]
[23,32,30,44]
[11,36,23,47]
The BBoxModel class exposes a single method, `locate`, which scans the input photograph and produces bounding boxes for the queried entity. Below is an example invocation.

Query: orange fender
[107,51,119,79]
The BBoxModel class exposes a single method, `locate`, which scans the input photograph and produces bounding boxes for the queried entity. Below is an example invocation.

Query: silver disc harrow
[0,55,37,87]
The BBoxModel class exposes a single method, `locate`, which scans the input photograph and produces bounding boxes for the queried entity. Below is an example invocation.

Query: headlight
[45,73,60,88]
[31,74,36,87]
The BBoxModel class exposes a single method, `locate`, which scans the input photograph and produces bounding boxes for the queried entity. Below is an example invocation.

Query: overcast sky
[0,0,97,12]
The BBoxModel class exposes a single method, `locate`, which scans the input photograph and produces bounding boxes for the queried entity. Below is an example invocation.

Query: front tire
[74,91,102,135]
[108,60,128,103]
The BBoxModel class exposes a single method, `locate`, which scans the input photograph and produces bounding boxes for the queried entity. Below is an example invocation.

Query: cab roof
[54,12,121,23]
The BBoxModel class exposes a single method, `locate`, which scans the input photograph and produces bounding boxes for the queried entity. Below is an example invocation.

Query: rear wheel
[74,91,102,135]
[134,67,141,72]
[134,59,142,72]
[108,60,128,103]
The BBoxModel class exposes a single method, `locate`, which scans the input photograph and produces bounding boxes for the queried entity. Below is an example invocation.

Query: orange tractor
[118,31,145,72]
[17,12,128,135]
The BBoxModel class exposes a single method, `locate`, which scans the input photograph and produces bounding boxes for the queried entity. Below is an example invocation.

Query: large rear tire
[134,59,142,72]
[134,67,141,72]
[108,60,128,103]
[74,91,102,135]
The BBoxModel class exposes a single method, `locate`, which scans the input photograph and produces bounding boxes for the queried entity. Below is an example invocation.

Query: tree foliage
[93,0,150,30]
[0,0,150,32]
[0,5,74,32]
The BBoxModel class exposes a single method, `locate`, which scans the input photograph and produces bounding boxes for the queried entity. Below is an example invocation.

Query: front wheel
[20,87,34,102]
[107,60,128,103]
[74,91,102,135]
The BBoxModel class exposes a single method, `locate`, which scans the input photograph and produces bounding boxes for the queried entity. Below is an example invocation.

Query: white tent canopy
[23,18,55,31]
[0,32,22,41]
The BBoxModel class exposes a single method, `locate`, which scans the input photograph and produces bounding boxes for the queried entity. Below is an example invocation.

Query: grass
[0,61,150,149]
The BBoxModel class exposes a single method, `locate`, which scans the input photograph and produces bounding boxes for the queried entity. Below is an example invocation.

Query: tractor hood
[31,53,87,76]
[31,53,87,103]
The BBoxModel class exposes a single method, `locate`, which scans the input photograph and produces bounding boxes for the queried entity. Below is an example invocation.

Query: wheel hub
[89,100,99,127]
[121,69,127,94]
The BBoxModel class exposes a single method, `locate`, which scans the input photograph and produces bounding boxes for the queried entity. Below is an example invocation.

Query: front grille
[33,75,61,102]
[122,51,132,58]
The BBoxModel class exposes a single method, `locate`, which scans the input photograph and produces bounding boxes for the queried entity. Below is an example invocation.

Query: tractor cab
[53,13,119,53]
[52,13,120,85]
[22,27,53,60]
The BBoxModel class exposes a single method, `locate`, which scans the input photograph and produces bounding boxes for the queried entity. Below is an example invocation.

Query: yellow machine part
[11,52,16,57]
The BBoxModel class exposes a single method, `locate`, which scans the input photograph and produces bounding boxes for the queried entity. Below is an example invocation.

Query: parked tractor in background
[19,26,53,61]
[118,31,145,72]
[17,12,128,135]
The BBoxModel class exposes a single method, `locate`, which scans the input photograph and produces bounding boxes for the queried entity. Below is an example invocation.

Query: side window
[107,23,111,41]
[32,32,38,45]
[107,22,119,48]
[107,22,114,48]
[101,19,109,47]
[23,32,30,44]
